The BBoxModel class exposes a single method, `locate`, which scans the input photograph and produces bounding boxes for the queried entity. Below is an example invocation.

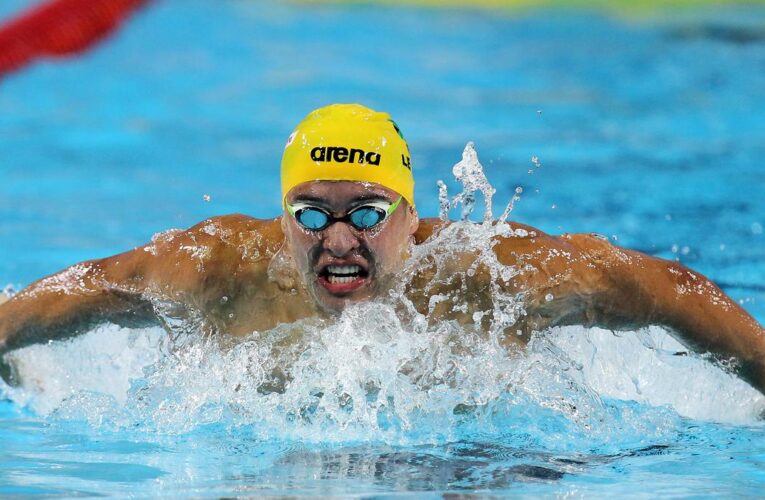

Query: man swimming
[1,104,764,394]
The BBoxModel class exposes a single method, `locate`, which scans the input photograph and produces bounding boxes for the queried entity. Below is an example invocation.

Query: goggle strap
[386,196,402,216]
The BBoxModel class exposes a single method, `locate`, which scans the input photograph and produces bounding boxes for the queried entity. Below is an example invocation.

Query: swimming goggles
[286,196,402,231]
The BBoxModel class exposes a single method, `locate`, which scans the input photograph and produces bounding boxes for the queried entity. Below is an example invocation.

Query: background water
[1,0,765,496]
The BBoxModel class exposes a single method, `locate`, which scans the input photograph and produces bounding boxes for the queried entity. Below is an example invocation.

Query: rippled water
[2,0,765,496]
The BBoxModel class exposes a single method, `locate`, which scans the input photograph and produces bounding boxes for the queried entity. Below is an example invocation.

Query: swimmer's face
[282,181,419,313]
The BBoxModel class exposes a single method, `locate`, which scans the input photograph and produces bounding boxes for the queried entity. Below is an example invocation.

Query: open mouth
[322,265,368,283]
[317,264,370,294]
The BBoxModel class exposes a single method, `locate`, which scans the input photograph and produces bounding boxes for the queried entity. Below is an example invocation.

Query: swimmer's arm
[0,215,282,358]
[565,234,765,393]
[0,252,156,356]
[0,221,207,353]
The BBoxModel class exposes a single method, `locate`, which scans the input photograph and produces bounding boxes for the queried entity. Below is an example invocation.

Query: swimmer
[1,103,764,393]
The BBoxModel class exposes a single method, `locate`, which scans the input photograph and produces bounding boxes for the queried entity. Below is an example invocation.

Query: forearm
[0,287,152,354]
[642,260,765,390]
[602,250,765,392]
[561,233,765,392]
[0,258,154,355]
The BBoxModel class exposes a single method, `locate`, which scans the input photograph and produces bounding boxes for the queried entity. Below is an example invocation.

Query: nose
[322,222,360,257]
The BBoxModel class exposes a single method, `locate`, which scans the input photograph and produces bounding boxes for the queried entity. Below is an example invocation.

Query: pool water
[2,0,765,496]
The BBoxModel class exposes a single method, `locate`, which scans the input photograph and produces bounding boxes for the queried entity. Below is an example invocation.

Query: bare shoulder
[414,218,630,266]
[184,214,285,259]
[86,214,287,302]
[140,214,284,264]
[493,225,648,269]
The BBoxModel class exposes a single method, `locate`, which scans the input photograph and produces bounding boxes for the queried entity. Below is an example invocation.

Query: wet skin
[1,181,765,393]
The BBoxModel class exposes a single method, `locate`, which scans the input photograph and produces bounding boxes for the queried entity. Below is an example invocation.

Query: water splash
[3,317,761,445]
[440,142,495,222]
[439,142,528,227]
[498,186,524,225]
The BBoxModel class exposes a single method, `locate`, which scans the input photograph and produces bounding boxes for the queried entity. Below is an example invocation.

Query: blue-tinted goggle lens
[295,208,330,230]
[348,207,386,229]
[293,205,388,231]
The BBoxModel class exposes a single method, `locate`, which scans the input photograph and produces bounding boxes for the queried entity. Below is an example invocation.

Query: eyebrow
[290,193,392,208]
[290,195,330,207]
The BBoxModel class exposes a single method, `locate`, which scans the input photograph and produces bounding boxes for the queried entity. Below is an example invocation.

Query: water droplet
[220,296,228,304]
[437,180,450,221]
[611,235,618,241]
[681,246,690,256]
[203,194,211,202]
[671,244,679,253]
[752,222,763,235]
[545,293,554,302]
[665,214,672,221]
[228,313,234,319]
[719,244,726,251]
[551,204,557,209]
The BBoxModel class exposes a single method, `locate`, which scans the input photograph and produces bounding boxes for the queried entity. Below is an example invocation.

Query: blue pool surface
[1,0,765,496]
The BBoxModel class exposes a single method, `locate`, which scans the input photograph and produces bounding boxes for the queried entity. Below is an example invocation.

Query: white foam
[547,325,765,424]
[1,315,762,437]
[1,324,168,415]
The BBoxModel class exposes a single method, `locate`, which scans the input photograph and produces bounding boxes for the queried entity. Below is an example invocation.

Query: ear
[280,214,292,248]
[407,206,419,236]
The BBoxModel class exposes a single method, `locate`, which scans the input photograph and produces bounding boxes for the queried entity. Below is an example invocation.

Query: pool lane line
[0,0,151,79]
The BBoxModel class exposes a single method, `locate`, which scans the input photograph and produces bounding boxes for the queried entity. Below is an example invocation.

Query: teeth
[327,265,361,275]
[324,265,364,285]
[327,275,358,284]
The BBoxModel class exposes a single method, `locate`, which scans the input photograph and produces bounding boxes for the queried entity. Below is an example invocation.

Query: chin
[312,286,375,314]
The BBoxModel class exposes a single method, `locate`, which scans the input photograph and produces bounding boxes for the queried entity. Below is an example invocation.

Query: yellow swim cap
[281,104,414,207]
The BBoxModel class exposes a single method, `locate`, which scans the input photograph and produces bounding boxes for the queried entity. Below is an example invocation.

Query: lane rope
[0,0,150,78]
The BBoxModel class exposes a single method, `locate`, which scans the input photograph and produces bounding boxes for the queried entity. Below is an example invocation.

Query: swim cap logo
[389,119,404,139]
[310,146,381,166]
[401,155,411,170]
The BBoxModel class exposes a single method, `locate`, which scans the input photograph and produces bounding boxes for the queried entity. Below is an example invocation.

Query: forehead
[285,181,399,206]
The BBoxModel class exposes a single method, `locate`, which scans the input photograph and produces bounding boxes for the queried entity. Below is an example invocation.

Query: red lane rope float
[0,0,150,77]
